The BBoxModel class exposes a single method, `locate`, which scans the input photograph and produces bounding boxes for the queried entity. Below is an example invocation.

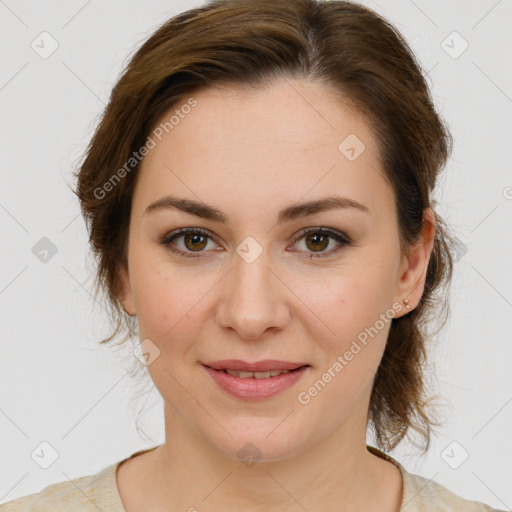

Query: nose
[215,248,291,340]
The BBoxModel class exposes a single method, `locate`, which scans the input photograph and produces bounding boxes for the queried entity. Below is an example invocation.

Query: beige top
[1,445,502,511]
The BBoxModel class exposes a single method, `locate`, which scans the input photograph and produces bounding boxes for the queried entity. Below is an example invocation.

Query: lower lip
[202,364,310,401]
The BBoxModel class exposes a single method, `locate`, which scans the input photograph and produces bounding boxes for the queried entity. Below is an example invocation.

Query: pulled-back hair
[73,0,455,453]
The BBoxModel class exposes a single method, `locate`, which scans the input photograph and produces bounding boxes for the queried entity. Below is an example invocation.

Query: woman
[2,0,504,510]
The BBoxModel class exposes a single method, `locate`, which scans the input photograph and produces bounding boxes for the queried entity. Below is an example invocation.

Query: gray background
[1,0,511,508]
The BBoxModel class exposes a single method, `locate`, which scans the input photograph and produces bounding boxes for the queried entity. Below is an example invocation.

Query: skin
[117,78,435,512]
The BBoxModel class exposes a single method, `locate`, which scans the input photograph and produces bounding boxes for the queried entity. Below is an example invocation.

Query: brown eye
[293,228,351,258]
[304,233,329,252]
[184,233,208,251]
[159,228,219,258]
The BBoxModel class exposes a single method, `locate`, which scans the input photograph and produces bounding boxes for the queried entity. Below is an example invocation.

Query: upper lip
[202,360,310,372]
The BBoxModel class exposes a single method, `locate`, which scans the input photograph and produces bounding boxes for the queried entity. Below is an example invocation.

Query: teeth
[224,369,291,378]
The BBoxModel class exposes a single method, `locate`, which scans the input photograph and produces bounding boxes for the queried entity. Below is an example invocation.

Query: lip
[202,363,311,401]
[202,359,309,372]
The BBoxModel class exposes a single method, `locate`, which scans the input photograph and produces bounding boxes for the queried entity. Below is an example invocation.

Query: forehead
[133,78,393,220]
[168,79,375,153]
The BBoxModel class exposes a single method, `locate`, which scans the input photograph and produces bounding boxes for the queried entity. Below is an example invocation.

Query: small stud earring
[403,298,411,309]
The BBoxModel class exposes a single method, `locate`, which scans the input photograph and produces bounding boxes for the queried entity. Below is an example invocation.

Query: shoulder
[0,462,123,512]
[367,445,504,512]
[401,467,504,511]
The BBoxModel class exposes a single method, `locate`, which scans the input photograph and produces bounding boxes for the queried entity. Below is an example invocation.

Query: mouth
[202,359,310,374]
[201,360,311,400]
[210,367,306,378]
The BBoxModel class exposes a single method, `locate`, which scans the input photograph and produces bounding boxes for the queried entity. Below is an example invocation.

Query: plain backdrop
[1,0,511,508]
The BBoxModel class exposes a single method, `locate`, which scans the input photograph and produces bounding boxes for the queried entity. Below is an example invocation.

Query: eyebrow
[144,194,369,224]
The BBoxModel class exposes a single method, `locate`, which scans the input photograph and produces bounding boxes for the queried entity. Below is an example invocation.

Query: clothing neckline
[107,444,411,511]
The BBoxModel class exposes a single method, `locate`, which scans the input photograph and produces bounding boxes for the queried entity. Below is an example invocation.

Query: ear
[394,207,436,316]
[118,263,137,317]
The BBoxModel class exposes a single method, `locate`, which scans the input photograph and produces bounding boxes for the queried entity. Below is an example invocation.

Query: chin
[203,418,311,465]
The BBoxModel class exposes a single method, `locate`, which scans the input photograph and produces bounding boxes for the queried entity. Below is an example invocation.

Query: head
[73,0,454,456]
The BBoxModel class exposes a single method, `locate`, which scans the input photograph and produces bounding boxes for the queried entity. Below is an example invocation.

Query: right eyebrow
[144,194,370,223]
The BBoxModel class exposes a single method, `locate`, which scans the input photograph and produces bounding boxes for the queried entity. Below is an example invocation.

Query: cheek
[296,274,392,414]
[298,264,394,344]
[130,261,203,347]
[292,253,397,396]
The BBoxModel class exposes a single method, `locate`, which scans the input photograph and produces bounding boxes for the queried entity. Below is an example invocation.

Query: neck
[134,403,403,512]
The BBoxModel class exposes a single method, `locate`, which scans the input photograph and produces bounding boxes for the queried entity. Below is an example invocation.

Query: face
[120,78,432,462]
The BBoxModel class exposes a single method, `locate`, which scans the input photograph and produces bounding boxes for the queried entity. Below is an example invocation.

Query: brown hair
[73,0,455,453]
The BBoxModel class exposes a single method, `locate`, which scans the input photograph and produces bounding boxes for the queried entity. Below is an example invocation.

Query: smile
[202,363,310,400]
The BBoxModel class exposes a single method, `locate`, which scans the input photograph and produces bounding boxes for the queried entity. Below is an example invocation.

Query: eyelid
[159,227,221,259]
[159,226,351,259]
[289,226,351,258]
[293,226,351,244]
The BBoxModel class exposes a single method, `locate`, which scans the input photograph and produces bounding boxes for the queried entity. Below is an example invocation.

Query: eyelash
[159,227,351,259]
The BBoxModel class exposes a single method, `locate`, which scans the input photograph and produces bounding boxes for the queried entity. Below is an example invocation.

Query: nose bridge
[216,244,289,339]
[232,246,271,298]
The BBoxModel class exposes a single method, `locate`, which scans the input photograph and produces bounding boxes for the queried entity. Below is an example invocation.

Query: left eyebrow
[144,194,370,224]
[276,196,369,223]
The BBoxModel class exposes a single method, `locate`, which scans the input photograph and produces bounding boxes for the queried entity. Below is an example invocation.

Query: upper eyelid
[164,226,349,250]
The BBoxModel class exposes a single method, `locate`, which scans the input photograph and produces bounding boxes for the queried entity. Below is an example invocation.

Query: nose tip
[215,256,290,340]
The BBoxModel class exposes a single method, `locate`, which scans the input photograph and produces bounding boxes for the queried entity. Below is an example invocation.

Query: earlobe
[395,207,436,315]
